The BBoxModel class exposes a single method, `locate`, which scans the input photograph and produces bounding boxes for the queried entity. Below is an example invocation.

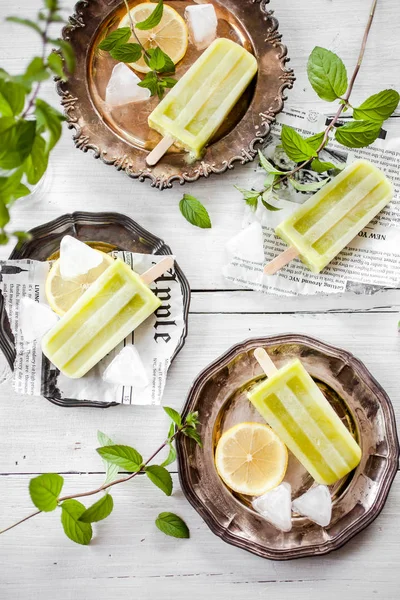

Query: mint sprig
[0,409,201,545]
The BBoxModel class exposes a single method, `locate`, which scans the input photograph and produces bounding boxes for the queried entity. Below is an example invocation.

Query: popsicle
[264,159,394,275]
[41,258,173,379]
[248,348,362,485]
[146,38,258,165]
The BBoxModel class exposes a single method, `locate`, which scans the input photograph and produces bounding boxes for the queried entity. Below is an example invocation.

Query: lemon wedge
[215,422,288,496]
[119,3,188,73]
[45,250,114,316]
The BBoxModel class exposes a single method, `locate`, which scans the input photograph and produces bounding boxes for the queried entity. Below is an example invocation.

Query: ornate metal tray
[177,335,399,560]
[57,0,294,189]
[4,211,190,408]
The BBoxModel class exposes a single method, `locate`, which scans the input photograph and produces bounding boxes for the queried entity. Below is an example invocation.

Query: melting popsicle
[146,38,258,165]
[41,258,173,379]
[264,160,393,275]
[248,348,362,485]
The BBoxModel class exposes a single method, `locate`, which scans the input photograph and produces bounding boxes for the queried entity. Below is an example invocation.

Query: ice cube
[252,482,292,532]
[19,297,59,342]
[105,63,151,107]
[185,4,218,50]
[103,345,149,389]
[292,485,332,527]
[225,222,265,263]
[60,236,103,280]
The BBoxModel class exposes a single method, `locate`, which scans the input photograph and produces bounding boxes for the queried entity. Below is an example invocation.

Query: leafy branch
[99,0,177,99]
[0,0,74,244]
[237,0,399,211]
[0,407,200,545]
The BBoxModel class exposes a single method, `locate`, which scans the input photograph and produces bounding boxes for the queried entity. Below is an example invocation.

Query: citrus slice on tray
[215,422,288,496]
[45,250,114,316]
[119,3,188,73]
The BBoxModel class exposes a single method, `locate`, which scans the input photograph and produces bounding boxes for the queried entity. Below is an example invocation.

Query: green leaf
[45,0,60,9]
[305,132,326,152]
[281,125,317,162]
[145,465,173,496]
[11,183,31,202]
[161,443,176,467]
[161,76,177,88]
[289,177,330,192]
[258,150,285,174]
[146,47,165,71]
[234,185,260,210]
[179,194,211,229]
[136,0,164,30]
[97,431,120,485]
[98,27,131,51]
[353,89,400,122]
[6,16,42,35]
[61,499,93,545]
[0,202,10,227]
[47,52,65,80]
[29,473,64,512]
[97,444,143,472]
[155,512,190,539]
[261,198,281,212]
[183,427,202,447]
[185,411,200,428]
[0,80,25,117]
[167,422,175,439]
[13,229,32,246]
[335,120,382,148]
[78,494,114,523]
[310,158,338,173]
[307,46,348,102]
[23,134,48,185]
[0,120,36,169]
[137,71,159,96]
[163,406,182,427]
[50,39,76,74]
[23,57,50,86]
[110,43,142,63]
[34,98,64,151]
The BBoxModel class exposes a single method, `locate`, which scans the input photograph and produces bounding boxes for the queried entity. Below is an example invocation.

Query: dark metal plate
[177,335,399,560]
[57,0,295,189]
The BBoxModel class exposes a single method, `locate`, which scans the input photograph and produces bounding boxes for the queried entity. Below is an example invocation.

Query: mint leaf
[0,202,10,228]
[311,159,338,173]
[47,52,65,80]
[6,16,42,35]
[234,186,260,210]
[61,499,93,545]
[258,150,285,174]
[289,178,330,192]
[183,427,202,447]
[163,406,182,427]
[179,194,211,229]
[335,120,382,148]
[0,80,25,117]
[305,132,326,151]
[136,0,164,30]
[78,494,114,523]
[110,43,142,63]
[261,191,281,211]
[307,47,348,102]
[281,125,317,162]
[98,27,131,51]
[137,71,158,96]
[50,39,76,74]
[34,98,64,151]
[97,431,120,485]
[23,57,50,86]
[0,120,36,169]
[161,76,177,88]
[353,89,400,122]
[156,512,189,538]
[97,444,143,472]
[24,134,48,185]
[145,465,173,496]
[146,47,165,71]
[29,473,64,511]
[161,443,176,467]
[185,411,200,428]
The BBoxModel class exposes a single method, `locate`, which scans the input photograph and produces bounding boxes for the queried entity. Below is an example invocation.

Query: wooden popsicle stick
[141,256,174,285]
[146,135,175,166]
[254,347,278,377]
[263,246,299,275]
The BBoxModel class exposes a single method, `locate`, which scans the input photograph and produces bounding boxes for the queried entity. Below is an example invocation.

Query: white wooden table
[1,1,399,598]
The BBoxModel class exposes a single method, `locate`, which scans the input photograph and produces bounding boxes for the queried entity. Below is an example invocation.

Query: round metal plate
[57,0,294,189]
[176,335,399,560]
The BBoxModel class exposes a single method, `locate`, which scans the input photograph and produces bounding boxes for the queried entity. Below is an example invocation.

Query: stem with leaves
[0,408,200,544]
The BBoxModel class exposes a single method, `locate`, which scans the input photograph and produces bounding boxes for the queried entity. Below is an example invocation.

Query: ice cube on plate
[59,236,103,281]
[105,63,151,107]
[103,345,149,389]
[252,482,292,532]
[292,485,332,527]
[185,4,218,50]
[19,297,59,342]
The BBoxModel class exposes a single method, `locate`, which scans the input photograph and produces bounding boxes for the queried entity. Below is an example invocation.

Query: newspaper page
[0,252,185,405]
[223,107,400,296]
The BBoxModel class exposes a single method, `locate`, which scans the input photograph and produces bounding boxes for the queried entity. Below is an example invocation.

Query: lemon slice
[45,250,114,316]
[215,422,288,496]
[119,3,188,73]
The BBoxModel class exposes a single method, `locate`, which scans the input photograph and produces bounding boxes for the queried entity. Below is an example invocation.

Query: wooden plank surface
[0,0,399,598]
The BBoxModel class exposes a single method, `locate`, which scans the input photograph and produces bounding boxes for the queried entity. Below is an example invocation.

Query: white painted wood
[0,0,399,598]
